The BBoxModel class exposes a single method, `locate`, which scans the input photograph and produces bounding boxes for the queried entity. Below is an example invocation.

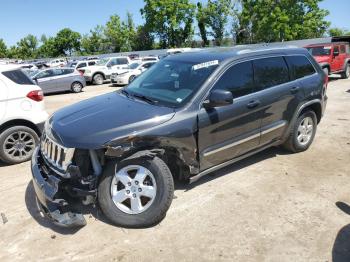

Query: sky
[0,0,349,46]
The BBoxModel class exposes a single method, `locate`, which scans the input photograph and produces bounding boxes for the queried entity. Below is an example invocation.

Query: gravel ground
[0,79,350,262]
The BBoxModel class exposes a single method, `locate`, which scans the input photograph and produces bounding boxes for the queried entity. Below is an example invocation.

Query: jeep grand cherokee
[31,47,327,228]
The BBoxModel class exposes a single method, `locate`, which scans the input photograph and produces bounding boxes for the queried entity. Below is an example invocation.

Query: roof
[166,45,308,64]
[0,64,22,72]
[306,42,349,47]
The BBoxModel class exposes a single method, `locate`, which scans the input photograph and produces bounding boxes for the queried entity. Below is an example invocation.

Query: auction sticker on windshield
[192,60,219,71]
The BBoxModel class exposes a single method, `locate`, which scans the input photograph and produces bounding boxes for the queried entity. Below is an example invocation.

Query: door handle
[290,86,300,94]
[246,100,261,109]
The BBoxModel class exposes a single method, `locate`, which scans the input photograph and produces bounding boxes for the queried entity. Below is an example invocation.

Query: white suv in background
[0,66,48,164]
[83,56,130,85]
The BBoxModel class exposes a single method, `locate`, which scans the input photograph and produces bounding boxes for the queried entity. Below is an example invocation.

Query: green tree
[206,0,233,46]
[238,0,330,43]
[81,25,108,55]
[37,37,59,58]
[121,12,137,52]
[141,0,196,48]
[54,28,81,56]
[0,39,7,58]
[329,27,350,37]
[16,34,38,59]
[196,2,209,47]
[133,25,155,51]
[104,15,125,52]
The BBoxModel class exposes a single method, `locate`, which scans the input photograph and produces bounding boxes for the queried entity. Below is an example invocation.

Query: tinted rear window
[286,55,316,80]
[2,70,34,85]
[253,57,289,90]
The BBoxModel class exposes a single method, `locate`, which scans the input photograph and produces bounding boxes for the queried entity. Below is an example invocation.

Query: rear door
[35,69,55,94]
[254,56,304,146]
[198,61,262,170]
[51,68,74,92]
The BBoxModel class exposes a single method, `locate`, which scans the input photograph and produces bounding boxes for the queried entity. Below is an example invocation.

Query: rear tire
[93,74,104,85]
[283,111,317,153]
[341,64,350,79]
[98,155,174,228]
[71,81,83,93]
[0,126,39,164]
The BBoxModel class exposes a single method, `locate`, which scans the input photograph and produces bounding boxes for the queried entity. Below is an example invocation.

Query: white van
[0,65,48,164]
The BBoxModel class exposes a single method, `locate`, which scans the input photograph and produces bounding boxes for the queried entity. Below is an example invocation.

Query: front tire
[98,156,174,228]
[0,126,39,164]
[283,111,317,153]
[93,73,104,85]
[341,64,350,79]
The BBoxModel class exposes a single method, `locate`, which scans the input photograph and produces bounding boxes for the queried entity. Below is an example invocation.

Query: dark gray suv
[31,46,327,228]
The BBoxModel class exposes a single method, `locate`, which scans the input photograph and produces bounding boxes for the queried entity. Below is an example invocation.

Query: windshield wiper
[121,89,132,98]
[132,93,158,105]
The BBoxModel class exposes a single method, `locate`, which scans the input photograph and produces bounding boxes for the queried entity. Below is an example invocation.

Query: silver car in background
[31,68,86,94]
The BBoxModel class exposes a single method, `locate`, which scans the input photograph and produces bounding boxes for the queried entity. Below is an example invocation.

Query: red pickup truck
[305,42,350,79]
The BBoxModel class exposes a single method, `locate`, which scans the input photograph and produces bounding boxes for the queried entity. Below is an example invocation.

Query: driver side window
[213,61,254,98]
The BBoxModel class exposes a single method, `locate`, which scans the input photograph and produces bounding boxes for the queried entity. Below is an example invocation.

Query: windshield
[307,46,331,56]
[95,58,109,66]
[125,59,219,107]
[129,62,141,69]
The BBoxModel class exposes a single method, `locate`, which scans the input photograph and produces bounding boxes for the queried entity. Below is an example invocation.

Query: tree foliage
[237,0,330,43]
[0,1,333,59]
[0,39,7,58]
[329,27,350,37]
[141,0,195,48]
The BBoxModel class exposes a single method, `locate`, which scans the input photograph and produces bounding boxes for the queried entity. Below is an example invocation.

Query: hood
[313,56,330,63]
[48,92,175,149]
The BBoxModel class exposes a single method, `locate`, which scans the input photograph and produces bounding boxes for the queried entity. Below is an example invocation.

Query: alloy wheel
[297,116,314,146]
[3,131,36,161]
[111,165,157,214]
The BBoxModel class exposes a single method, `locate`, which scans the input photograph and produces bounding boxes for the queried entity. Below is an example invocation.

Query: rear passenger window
[63,69,74,74]
[2,70,34,85]
[213,61,254,98]
[253,57,289,90]
[77,63,87,69]
[285,55,316,80]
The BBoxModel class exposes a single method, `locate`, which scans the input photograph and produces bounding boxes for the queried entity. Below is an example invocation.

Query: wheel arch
[92,71,106,80]
[0,119,42,136]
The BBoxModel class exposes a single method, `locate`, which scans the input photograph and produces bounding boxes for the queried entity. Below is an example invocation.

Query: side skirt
[189,140,281,184]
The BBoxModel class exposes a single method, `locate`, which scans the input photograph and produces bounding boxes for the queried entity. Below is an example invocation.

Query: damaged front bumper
[31,147,89,227]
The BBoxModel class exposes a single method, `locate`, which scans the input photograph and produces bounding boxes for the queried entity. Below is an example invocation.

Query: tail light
[78,70,84,76]
[27,90,44,102]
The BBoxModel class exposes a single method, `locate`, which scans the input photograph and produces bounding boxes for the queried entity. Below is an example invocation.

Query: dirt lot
[0,79,350,262]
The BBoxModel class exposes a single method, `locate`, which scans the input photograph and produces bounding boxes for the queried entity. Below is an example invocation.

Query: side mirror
[333,50,339,57]
[203,89,233,108]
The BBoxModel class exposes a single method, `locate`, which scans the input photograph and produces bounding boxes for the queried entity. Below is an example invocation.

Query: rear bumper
[31,147,87,227]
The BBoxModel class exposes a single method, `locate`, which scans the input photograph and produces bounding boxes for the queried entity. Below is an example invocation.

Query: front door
[198,61,262,171]
[331,46,342,72]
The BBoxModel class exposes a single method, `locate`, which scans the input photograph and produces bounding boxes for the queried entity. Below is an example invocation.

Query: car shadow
[332,202,350,262]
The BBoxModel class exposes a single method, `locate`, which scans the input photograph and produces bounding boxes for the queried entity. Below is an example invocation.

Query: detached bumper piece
[31,147,90,227]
